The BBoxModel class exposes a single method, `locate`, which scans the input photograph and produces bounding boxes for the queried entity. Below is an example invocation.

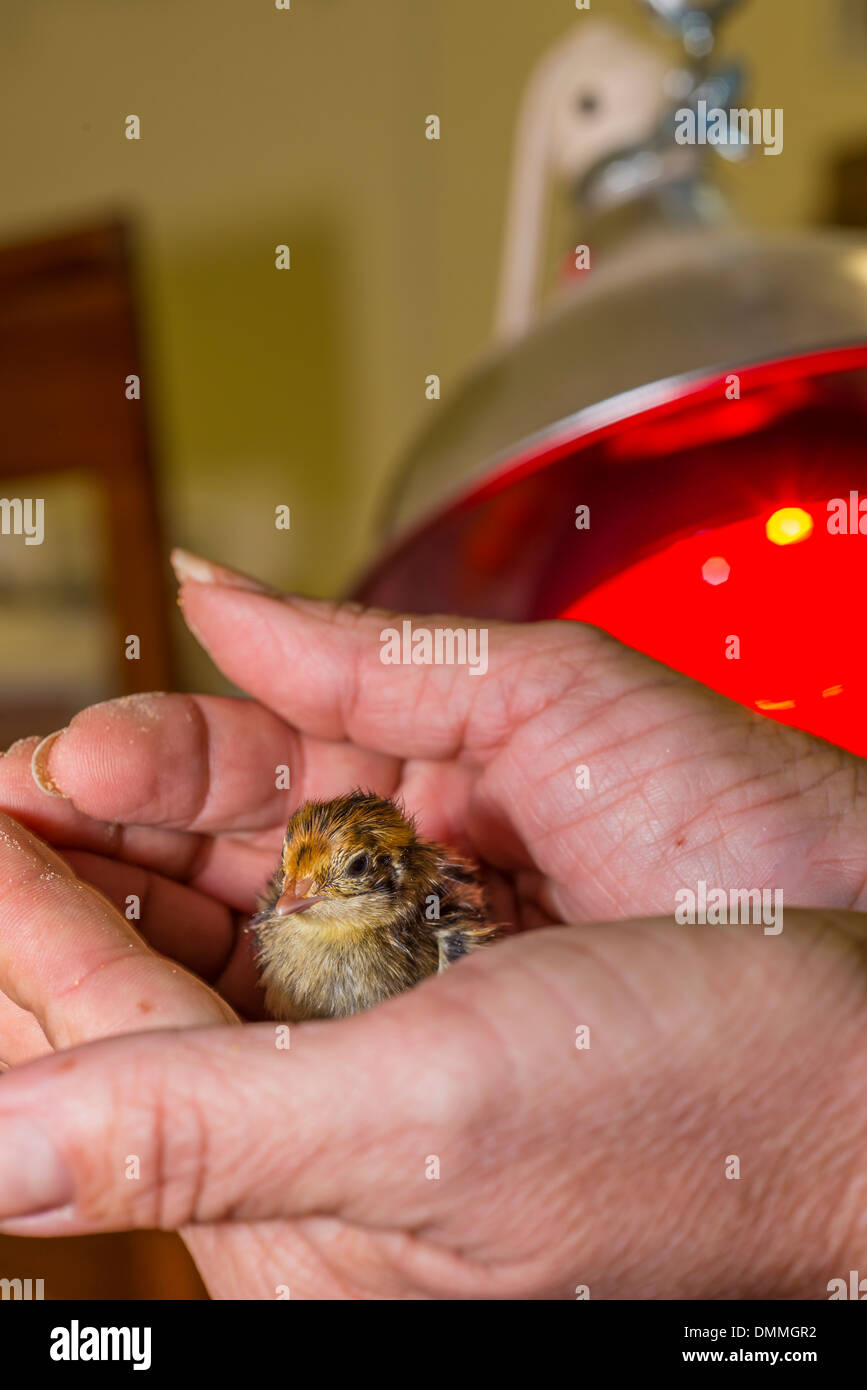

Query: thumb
[0,974,503,1237]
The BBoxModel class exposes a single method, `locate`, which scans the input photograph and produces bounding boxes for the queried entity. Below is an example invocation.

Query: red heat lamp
[352,0,867,757]
[354,0,867,756]
[355,238,867,755]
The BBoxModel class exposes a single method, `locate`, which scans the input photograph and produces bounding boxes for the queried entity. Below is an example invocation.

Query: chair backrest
[0,219,173,699]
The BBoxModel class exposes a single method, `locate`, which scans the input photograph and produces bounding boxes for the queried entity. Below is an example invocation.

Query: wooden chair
[0,218,173,716]
[0,219,196,1298]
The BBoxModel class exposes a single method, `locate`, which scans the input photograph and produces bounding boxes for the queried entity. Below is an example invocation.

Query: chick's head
[273,791,438,929]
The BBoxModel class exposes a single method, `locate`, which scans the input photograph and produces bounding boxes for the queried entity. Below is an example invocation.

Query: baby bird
[250,790,496,1021]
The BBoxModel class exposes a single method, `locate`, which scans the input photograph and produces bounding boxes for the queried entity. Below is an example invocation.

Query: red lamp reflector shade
[356,348,867,754]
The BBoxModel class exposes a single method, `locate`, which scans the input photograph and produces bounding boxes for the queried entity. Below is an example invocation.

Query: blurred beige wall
[1,0,865,687]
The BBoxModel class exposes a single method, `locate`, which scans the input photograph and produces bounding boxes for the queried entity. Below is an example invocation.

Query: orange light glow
[765,507,814,546]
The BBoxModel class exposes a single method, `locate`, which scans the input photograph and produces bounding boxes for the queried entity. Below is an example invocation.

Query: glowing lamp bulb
[765,507,814,546]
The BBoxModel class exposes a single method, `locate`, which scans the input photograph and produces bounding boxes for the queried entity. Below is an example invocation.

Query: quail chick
[251,790,496,1021]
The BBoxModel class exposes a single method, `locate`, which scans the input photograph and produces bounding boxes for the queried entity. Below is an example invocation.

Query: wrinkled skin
[0,557,865,1299]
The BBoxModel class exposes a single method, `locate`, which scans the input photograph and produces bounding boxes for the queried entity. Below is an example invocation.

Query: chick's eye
[346,852,370,878]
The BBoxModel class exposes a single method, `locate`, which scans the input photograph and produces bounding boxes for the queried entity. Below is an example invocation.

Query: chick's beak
[274,876,325,916]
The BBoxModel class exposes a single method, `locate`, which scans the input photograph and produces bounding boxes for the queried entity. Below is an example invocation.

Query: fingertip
[170,547,219,586]
[35,696,171,822]
[171,547,277,595]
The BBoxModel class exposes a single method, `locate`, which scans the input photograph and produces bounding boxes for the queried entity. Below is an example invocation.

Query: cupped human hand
[3,553,867,1298]
[0,810,866,1299]
[1,550,867,999]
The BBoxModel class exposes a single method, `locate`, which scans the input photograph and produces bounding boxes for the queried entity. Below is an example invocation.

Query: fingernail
[31,729,68,799]
[0,1116,73,1220]
[170,547,275,595]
